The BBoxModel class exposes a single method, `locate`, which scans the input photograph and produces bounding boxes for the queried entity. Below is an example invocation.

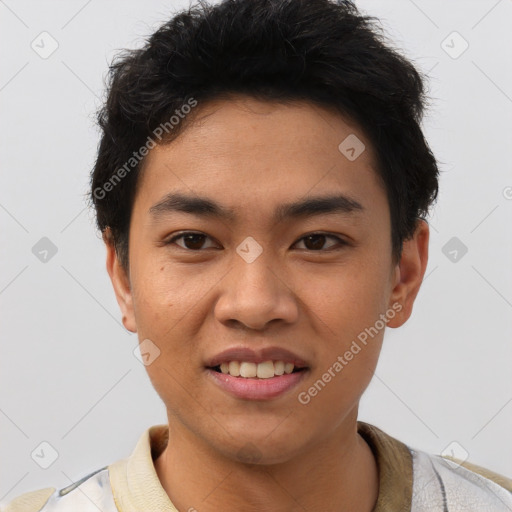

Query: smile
[206,364,309,400]
[211,360,305,379]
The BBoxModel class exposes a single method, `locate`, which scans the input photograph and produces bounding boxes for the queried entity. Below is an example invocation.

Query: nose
[214,252,299,331]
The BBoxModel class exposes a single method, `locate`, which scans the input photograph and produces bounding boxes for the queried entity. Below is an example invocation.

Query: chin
[209,426,308,466]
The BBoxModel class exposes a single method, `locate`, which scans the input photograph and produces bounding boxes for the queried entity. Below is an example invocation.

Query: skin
[105,96,429,512]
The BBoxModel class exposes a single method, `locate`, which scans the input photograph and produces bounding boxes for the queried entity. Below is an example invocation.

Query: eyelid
[166,231,220,249]
[292,232,348,250]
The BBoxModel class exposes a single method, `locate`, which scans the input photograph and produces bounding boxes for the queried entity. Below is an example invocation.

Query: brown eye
[167,232,217,250]
[303,234,327,250]
[295,233,346,251]
[181,233,207,250]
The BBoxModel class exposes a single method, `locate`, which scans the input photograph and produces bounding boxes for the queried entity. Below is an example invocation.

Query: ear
[103,228,137,333]
[386,219,429,328]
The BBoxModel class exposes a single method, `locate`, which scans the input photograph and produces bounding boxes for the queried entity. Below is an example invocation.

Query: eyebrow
[148,192,364,222]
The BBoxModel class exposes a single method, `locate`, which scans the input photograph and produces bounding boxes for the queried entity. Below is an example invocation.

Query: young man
[3,0,511,511]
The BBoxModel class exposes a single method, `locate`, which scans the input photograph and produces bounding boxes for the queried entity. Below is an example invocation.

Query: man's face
[114,97,404,463]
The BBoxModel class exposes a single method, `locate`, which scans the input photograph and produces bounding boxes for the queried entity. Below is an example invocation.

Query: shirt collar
[109,425,177,512]
[357,421,413,511]
[109,421,412,511]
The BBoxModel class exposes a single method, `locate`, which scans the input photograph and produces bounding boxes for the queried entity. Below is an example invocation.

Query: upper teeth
[218,361,296,379]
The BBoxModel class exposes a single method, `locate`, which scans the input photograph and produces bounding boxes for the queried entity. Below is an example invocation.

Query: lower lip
[206,368,308,400]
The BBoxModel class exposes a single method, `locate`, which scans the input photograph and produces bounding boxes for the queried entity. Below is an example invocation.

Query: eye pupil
[184,233,206,250]
[304,234,326,250]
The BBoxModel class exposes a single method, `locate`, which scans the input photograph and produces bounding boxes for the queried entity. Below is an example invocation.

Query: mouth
[205,355,310,400]
[208,360,307,379]
[204,346,310,399]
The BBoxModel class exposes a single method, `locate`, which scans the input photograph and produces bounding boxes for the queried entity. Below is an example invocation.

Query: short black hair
[90,0,439,271]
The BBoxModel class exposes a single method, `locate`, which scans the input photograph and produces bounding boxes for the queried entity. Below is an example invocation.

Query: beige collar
[358,421,413,511]
[109,421,412,511]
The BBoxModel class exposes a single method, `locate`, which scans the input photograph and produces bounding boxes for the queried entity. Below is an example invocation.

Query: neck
[154,415,379,512]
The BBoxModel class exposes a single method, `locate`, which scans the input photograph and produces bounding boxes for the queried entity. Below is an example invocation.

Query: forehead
[149,96,378,167]
[134,96,386,220]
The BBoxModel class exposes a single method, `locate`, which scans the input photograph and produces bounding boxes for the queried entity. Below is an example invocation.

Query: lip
[205,346,309,368]
[206,367,309,400]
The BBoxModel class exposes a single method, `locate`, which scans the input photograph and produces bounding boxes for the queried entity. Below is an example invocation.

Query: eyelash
[164,231,348,252]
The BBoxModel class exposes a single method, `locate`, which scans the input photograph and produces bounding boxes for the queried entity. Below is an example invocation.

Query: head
[90,0,438,464]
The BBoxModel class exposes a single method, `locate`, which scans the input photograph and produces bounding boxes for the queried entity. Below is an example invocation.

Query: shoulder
[0,467,118,512]
[0,488,55,512]
[411,448,512,511]
[357,421,512,511]
[448,456,512,493]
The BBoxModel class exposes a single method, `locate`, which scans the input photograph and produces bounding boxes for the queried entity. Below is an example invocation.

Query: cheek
[131,261,202,330]
[129,274,200,390]
[299,262,389,397]
[302,261,391,331]
[296,333,383,431]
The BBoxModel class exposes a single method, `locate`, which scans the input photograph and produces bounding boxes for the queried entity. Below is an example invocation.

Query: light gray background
[1,0,511,501]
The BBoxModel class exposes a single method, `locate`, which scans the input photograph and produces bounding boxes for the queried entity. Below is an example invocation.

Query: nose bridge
[232,246,282,302]
[232,234,279,286]
[214,246,298,329]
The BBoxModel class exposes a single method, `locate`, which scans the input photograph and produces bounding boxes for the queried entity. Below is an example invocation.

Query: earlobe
[103,229,137,333]
[387,219,429,328]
